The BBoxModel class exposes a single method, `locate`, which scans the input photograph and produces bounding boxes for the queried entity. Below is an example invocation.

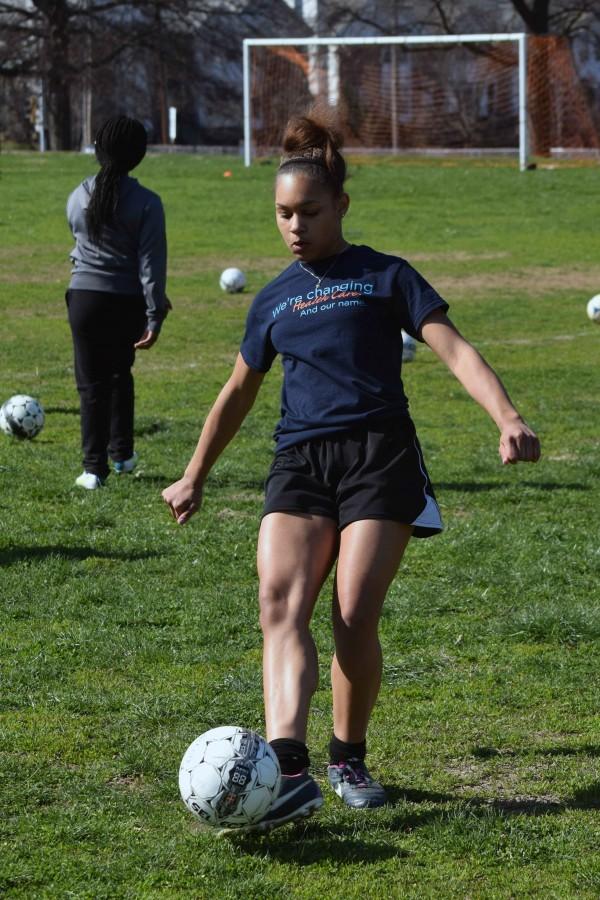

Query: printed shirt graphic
[240,244,448,449]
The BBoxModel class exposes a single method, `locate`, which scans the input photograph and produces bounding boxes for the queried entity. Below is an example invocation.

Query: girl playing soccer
[162,113,540,830]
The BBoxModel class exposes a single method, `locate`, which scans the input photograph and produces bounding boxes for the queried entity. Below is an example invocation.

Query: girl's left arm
[420,310,541,465]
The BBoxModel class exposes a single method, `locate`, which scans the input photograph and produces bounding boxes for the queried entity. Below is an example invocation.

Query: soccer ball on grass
[219,267,246,293]
[0,394,45,439]
[586,295,600,323]
[179,726,280,829]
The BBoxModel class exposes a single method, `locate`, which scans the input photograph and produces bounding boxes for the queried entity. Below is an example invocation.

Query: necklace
[298,244,349,288]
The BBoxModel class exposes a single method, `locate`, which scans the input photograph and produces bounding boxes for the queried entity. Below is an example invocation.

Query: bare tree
[0,0,308,149]
[321,0,599,37]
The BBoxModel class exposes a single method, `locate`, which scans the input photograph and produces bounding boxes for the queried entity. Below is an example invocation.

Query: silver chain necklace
[298,244,349,289]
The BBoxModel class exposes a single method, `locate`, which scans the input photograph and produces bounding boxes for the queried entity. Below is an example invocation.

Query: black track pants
[67,289,147,478]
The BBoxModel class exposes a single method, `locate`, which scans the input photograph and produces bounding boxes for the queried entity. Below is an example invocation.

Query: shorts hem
[262,505,338,523]
[339,511,443,538]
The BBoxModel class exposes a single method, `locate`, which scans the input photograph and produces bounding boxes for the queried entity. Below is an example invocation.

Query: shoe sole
[217,796,323,837]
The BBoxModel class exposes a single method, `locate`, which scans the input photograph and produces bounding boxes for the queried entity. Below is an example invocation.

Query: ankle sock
[269,738,310,775]
[329,734,366,765]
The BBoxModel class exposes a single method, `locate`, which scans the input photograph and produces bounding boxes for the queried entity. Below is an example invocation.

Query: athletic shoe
[75,472,105,490]
[220,771,323,835]
[113,452,138,475]
[327,758,387,809]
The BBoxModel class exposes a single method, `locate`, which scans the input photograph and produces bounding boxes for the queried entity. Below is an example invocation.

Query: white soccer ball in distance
[219,267,246,293]
[401,330,417,363]
[178,726,280,829]
[0,394,45,439]
[586,295,600,323]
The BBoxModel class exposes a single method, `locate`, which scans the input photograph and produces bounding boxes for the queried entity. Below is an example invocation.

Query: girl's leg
[331,519,412,743]
[257,511,339,743]
[67,290,112,479]
[108,298,146,463]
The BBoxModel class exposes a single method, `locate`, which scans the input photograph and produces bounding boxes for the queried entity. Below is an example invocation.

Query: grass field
[1,150,599,899]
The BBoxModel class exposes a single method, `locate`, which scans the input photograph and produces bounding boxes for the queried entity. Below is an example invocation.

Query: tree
[0,1,154,149]
[0,0,308,149]
[320,0,599,38]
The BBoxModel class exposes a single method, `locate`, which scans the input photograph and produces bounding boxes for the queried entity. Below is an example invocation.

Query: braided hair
[86,116,147,245]
[278,112,346,196]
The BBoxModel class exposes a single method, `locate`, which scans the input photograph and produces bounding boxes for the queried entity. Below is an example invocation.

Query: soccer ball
[0,394,45,439]
[219,267,246,293]
[179,726,280,829]
[402,330,417,363]
[586,295,600,323]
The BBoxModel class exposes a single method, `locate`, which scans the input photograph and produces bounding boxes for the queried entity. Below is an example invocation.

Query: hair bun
[280,111,346,193]
[282,114,343,157]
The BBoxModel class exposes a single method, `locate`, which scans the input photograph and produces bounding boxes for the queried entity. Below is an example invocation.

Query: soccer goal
[243,33,531,168]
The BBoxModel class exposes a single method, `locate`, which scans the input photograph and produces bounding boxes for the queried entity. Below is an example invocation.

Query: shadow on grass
[436,481,587,493]
[219,775,600,860]
[224,820,407,863]
[209,475,266,491]
[0,545,164,565]
[387,775,600,820]
[472,744,600,760]
[135,420,170,436]
[389,786,565,818]
[43,405,79,415]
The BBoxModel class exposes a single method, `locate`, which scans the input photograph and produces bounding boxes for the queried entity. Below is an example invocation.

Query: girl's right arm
[161,353,265,524]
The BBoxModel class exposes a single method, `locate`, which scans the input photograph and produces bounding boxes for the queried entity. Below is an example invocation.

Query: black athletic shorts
[263,419,443,538]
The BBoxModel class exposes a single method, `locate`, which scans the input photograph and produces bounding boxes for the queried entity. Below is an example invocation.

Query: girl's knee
[259,583,310,632]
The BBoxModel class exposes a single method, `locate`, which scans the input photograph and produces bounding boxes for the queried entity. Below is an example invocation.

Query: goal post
[243,33,530,170]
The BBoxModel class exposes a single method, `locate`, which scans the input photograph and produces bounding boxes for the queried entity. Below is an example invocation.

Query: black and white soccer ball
[587,294,600,323]
[179,726,280,828]
[0,394,45,439]
[219,267,246,293]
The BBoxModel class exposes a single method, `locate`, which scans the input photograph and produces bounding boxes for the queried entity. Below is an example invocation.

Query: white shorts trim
[411,492,443,531]
[411,437,443,535]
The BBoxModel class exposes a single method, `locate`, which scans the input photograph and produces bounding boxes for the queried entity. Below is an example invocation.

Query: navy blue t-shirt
[240,244,448,450]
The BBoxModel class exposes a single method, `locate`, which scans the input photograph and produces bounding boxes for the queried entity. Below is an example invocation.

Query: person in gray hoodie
[66,115,170,489]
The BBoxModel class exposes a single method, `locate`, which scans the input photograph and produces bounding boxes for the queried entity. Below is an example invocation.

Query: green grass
[1,151,599,899]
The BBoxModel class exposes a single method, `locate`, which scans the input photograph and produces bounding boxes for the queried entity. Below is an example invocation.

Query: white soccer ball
[402,330,417,363]
[219,267,246,293]
[0,394,45,439]
[586,294,600,323]
[179,726,280,829]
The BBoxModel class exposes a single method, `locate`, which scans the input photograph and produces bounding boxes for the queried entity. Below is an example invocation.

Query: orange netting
[250,37,599,157]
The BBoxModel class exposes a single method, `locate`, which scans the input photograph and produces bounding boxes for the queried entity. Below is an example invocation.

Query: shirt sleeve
[240,292,277,373]
[138,195,168,333]
[395,261,449,341]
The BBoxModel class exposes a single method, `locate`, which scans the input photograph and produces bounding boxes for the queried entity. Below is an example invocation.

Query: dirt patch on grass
[397,250,511,263]
[107,774,145,790]
[170,255,286,278]
[433,266,600,299]
[445,756,567,809]
[217,507,252,520]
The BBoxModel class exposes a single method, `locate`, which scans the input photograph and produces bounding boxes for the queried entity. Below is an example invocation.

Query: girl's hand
[135,328,159,350]
[499,419,541,465]
[162,476,203,524]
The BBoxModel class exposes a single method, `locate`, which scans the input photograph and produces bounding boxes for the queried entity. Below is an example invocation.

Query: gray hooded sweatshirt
[67,175,168,333]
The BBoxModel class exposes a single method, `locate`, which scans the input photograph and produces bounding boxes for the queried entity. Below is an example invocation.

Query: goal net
[243,34,599,168]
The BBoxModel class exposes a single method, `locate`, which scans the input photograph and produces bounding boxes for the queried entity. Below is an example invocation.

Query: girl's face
[275,172,349,262]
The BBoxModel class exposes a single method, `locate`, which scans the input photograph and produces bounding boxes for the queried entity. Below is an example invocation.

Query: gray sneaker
[219,770,323,835]
[327,758,387,809]
[113,451,138,475]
